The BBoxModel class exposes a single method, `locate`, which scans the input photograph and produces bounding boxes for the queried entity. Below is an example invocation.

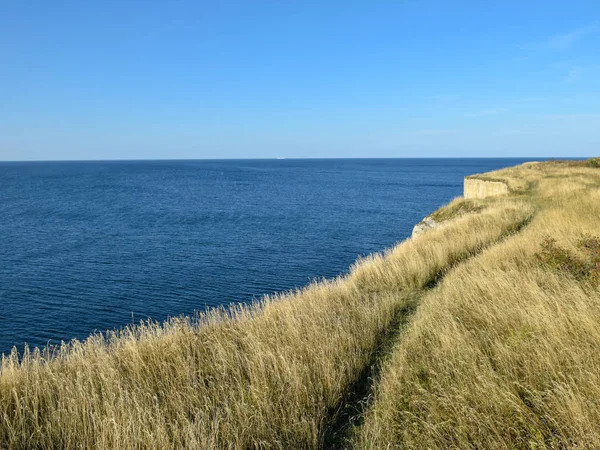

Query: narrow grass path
[324,291,420,448]
[324,212,534,449]
[352,161,600,449]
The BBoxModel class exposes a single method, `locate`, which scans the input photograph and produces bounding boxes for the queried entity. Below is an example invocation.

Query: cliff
[412,176,507,237]
[464,177,509,198]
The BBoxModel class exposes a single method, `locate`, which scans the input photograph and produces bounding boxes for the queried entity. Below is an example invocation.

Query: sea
[0,158,541,355]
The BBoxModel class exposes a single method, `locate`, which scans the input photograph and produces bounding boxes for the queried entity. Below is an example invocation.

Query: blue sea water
[0,158,539,355]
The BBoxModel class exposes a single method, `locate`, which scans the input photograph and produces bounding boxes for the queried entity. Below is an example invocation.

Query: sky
[1,1,599,160]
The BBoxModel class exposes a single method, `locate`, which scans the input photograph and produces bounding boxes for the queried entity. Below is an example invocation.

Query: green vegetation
[2,158,600,449]
[587,157,600,168]
[429,196,487,222]
[535,234,600,283]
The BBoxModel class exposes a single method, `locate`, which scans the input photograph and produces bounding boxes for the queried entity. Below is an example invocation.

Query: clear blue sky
[1,1,599,160]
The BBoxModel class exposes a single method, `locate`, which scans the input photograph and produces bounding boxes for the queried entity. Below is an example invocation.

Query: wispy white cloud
[547,23,600,50]
[464,108,507,118]
[426,94,460,102]
[518,23,600,52]
[531,113,600,121]
[565,67,584,83]
[412,129,462,136]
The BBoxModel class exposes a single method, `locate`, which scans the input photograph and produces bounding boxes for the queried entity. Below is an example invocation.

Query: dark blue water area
[0,158,545,354]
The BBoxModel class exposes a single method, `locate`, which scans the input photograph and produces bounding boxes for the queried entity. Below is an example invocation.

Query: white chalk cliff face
[413,177,510,238]
[464,178,508,199]
[412,216,438,237]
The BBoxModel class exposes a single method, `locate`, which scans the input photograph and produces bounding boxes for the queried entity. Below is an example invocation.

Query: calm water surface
[0,158,538,354]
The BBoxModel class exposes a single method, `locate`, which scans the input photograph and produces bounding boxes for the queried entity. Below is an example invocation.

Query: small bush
[535,237,587,279]
[587,157,600,168]
[535,234,600,283]
[578,233,600,282]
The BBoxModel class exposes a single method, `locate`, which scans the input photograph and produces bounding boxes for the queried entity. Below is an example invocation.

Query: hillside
[2,158,599,449]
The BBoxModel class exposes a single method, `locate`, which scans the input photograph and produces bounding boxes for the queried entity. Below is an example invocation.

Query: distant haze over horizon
[1,2,599,161]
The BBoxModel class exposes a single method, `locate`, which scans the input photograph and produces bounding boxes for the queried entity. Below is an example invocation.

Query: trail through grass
[354,160,600,449]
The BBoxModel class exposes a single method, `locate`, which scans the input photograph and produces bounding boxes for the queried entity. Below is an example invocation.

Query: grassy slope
[356,160,600,449]
[0,178,533,448]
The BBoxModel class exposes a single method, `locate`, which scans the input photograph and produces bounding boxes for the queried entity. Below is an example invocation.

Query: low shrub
[535,234,600,283]
[578,233,600,282]
[587,157,600,168]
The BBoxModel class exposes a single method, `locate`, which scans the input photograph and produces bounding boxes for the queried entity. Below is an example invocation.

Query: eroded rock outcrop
[412,216,438,237]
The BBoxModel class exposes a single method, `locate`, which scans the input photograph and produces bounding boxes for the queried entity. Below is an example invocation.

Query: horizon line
[0,156,588,164]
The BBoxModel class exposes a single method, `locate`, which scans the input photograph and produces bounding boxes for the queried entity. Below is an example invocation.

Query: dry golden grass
[356,161,600,449]
[0,188,532,448]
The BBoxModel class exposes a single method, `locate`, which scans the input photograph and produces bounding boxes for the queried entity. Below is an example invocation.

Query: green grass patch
[429,197,487,222]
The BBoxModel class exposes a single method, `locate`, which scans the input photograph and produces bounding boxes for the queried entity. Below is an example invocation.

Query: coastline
[2,158,600,448]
